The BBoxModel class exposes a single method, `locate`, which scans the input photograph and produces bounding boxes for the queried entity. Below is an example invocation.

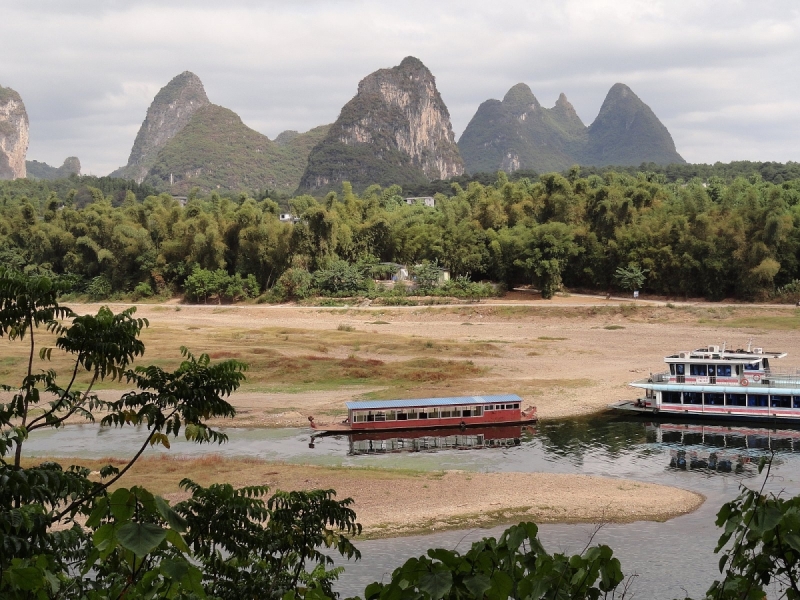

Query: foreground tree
[0,268,360,599]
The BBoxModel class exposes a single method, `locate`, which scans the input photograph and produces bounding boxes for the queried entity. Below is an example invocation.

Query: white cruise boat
[613,343,800,423]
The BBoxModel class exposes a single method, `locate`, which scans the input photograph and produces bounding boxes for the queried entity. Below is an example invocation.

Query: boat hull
[611,400,800,425]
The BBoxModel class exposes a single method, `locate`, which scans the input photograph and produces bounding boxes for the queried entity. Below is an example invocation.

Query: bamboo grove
[1,169,799,301]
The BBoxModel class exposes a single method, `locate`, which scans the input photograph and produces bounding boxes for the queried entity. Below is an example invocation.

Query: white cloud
[1,0,798,174]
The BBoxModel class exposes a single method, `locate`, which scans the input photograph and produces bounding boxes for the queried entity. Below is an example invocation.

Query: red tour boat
[308,394,536,434]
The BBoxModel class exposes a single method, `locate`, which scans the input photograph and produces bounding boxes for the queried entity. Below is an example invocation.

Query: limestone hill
[26,157,81,180]
[459,82,684,174]
[297,56,464,194]
[580,83,684,167]
[111,71,210,183]
[0,84,29,180]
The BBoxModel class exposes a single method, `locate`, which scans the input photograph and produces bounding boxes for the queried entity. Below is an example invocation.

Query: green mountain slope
[144,104,329,194]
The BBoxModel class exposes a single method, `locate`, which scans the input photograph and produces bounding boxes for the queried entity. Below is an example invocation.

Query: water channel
[26,414,800,599]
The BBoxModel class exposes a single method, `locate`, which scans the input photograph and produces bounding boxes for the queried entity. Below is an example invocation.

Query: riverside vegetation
[3,269,800,600]
[1,165,800,304]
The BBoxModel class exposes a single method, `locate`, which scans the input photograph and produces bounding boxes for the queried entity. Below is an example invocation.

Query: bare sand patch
[36,455,702,539]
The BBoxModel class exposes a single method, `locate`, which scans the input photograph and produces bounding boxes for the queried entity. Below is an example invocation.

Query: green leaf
[418,569,453,600]
[464,573,492,597]
[156,495,187,532]
[165,528,189,553]
[486,571,514,600]
[160,557,189,581]
[784,532,800,554]
[109,487,135,521]
[117,522,167,557]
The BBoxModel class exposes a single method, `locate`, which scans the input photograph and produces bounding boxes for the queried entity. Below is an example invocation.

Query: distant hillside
[459,84,586,174]
[111,71,210,183]
[297,56,464,194]
[144,104,329,194]
[580,83,684,167]
[26,157,81,180]
[459,82,684,174]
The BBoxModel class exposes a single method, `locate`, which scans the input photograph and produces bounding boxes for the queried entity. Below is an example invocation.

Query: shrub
[86,275,112,300]
[313,260,372,295]
[273,268,314,301]
[132,281,154,300]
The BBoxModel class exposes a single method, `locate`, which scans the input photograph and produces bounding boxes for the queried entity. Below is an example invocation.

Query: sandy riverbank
[38,455,704,539]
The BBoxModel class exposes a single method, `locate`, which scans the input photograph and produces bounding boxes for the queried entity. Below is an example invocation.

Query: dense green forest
[2,163,800,302]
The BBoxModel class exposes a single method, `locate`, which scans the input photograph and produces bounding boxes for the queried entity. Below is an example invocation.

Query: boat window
[676,364,685,375]
[708,365,716,376]
[484,404,492,411]
[794,397,800,409]
[513,403,519,409]
[684,392,702,405]
[462,409,472,418]
[771,395,791,408]
[397,412,407,420]
[407,411,418,420]
[704,393,724,405]
[669,364,675,375]
[716,365,732,377]
[663,391,681,403]
[726,393,747,406]
[428,408,438,418]
[353,412,366,422]
[747,395,769,407]
[763,358,770,370]
[689,364,707,376]
[474,407,483,417]
[385,411,396,421]
[418,411,428,419]
[374,412,386,422]
[367,412,375,422]
[744,363,760,371]
[440,410,452,418]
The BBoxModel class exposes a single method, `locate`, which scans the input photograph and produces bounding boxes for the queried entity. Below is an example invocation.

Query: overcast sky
[2,0,799,176]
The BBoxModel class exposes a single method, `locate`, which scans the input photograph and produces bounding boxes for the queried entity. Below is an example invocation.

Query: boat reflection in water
[648,421,800,474]
[344,425,533,456]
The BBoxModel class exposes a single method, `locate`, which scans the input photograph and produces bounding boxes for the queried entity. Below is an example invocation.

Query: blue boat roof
[346,394,522,411]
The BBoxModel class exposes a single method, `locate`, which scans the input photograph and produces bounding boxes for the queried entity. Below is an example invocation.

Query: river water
[26,415,800,599]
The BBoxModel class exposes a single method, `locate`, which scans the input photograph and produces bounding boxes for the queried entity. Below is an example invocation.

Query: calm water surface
[26,415,800,599]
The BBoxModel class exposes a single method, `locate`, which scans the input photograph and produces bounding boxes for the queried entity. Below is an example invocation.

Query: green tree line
[2,167,800,301]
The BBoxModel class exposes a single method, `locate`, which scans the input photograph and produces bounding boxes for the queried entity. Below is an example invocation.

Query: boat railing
[651,372,670,383]
[763,368,800,389]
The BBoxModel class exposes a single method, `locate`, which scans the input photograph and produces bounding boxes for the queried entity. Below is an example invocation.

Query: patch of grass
[337,323,355,332]
[367,321,390,325]
[537,336,567,341]
[603,325,625,330]
[701,315,800,331]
